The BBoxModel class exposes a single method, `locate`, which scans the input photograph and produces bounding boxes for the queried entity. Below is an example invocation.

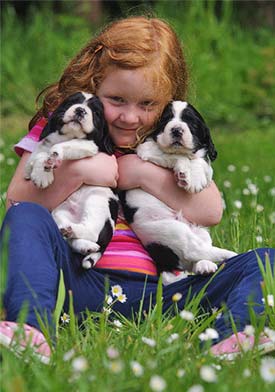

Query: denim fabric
[1,202,274,342]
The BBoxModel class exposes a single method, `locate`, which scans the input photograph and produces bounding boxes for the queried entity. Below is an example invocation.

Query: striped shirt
[15,118,158,276]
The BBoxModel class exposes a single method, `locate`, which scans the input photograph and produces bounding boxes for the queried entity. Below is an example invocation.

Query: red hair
[30,16,188,131]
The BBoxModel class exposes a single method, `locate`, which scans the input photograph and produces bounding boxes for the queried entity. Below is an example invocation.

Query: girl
[0,16,274,364]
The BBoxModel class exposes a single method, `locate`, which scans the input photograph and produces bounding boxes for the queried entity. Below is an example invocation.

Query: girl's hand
[7,152,118,211]
[73,153,118,187]
[117,154,145,189]
[117,153,223,227]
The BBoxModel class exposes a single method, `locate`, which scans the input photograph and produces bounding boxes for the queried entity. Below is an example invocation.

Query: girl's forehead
[98,66,160,101]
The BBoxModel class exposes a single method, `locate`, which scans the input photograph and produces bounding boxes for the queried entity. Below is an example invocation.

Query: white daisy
[142,336,156,347]
[200,365,217,383]
[72,356,88,372]
[130,361,144,377]
[107,346,120,359]
[243,325,255,336]
[227,164,236,172]
[166,333,179,343]
[172,292,183,302]
[179,310,194,321]
[149,375,167,391]
[260,357,275,383]
[233,200,242,209]
[111,285,123,297]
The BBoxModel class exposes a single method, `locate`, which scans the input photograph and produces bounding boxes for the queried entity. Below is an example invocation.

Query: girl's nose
[119,107,139,124]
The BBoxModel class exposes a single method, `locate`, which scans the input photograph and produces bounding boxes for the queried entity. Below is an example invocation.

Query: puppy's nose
[171,127,183,138]
[75,107,87,118]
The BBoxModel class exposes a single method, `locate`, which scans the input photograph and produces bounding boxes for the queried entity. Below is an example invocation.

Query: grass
[1,118,275,392]
[1,1,275,390]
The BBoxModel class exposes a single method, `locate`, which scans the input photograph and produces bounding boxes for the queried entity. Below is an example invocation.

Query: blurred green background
[1,0,275,222]
[1,0,275,135]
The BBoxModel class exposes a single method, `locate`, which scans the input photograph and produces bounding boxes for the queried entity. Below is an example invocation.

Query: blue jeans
[1,202,274,342]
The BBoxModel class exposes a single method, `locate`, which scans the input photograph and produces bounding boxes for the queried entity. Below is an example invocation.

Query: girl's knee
[1,202,55,239]
[4,202,50,224]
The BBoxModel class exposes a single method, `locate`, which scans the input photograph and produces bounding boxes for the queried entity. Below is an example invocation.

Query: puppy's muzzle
[74,107,87,120]
[171,127,183,138]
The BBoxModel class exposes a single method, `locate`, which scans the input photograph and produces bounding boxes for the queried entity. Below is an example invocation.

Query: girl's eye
[140,101,158,110]
[109,96,124,104]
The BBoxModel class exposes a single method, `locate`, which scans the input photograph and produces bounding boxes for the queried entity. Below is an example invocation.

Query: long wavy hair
[30,16,189,146]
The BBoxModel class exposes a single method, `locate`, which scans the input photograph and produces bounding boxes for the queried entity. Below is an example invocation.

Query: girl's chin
[112,137,137,148]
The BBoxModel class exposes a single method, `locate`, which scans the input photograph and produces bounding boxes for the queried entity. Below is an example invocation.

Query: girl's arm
[6,151,118,211]
[117,154,223,227]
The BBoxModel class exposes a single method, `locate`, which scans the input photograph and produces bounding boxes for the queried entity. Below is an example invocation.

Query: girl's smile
[97,66,160,147]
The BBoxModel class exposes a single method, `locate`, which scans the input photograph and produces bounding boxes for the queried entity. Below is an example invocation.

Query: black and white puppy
[120,101,237,278]
[25,92,119,268]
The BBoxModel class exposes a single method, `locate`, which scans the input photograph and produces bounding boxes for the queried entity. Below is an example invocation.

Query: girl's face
[97,66,161,147]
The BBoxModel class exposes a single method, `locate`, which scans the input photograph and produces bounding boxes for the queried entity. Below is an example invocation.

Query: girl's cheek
[103,105,118,124]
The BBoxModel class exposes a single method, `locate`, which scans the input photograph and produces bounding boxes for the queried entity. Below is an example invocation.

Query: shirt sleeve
[14,117,48,157]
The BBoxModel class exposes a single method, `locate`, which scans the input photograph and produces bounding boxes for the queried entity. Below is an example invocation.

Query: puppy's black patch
[118,191,138,224]
[97,219,114,252]
[109,197,119,223]
[146,243,180,274]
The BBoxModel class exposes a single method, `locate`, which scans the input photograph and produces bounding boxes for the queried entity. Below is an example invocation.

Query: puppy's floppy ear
[39,122,51,141]
[201,122,217,162]
[207,135,217,161]
[88,96,114,154]
[151,102,173,140]
[187,104,217,162]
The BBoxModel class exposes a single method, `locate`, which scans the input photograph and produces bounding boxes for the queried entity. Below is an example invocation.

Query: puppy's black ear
[151,102,173,140]
[187,104,217,161]
[39,123,51,141]
[88,96,114,154]
[207,136,218,161]
[100,119,114,155]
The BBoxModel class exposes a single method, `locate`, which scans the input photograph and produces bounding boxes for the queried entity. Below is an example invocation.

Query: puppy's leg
[69,239,100,255]
[136,139,174,168]
[48,139,99,163]
[24,157,34,180]
[192,246,237,274]
[81,252,102,269]
[29,152,55,188]
[53,187,117,269]
[186,158,213,193]
[192,260,218,274]
[132,218,237,273]
[173,158,191,189]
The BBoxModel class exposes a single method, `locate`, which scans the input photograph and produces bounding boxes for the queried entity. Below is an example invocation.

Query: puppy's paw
[44,151,63,172]
[187,161,213,193]
[218,249,238,261]
[60,226,74,238]
[174,169,191,189]
[81,252,102,269]
[31,170,54,188]
[70,239,100,255]
[193,260,218,275]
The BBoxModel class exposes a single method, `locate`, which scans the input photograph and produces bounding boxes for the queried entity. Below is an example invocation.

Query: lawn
[1,1,275,390]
